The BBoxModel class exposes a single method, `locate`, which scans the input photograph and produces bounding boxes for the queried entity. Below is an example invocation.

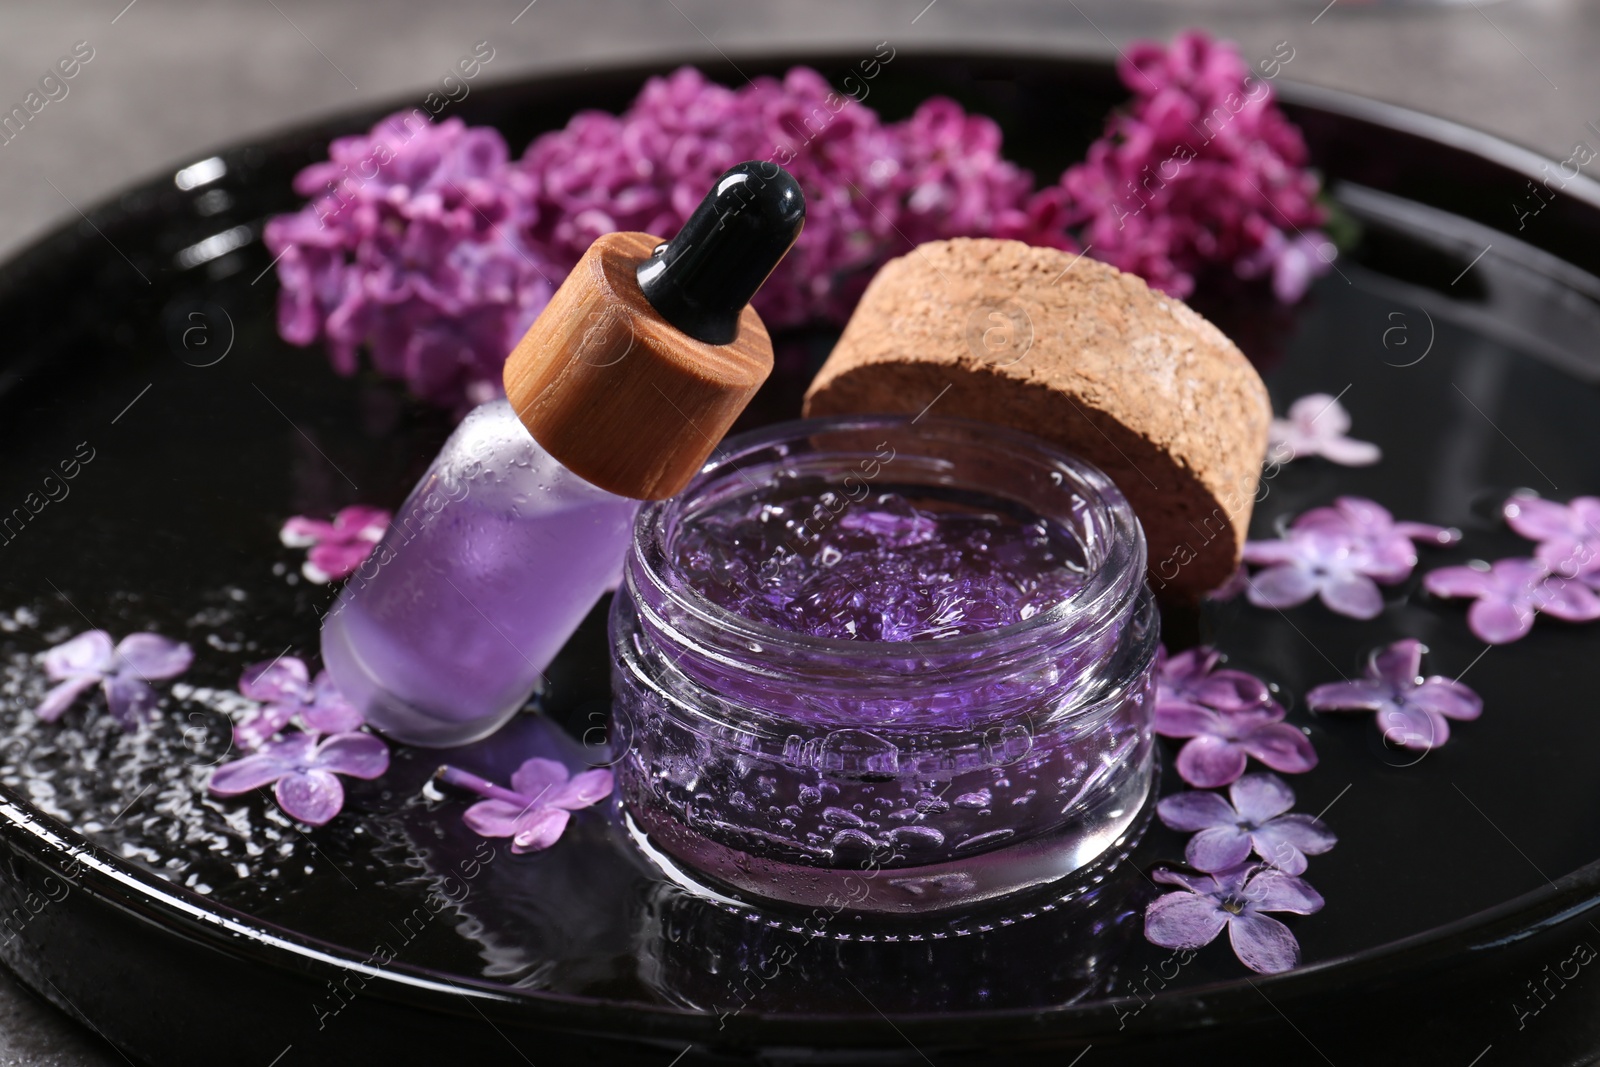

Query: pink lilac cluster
[1055,30,1332,301]
[1424,495,1600,644]
[521,65,1051,329]
[267,36,1328,408]
[1242,497,1460,620]
[208,655,388,826]
[280,505,390,583]
[437,758,613,853]
[1152,645,1316,788]
[1306,639,1481,752]
[263,114,557,409]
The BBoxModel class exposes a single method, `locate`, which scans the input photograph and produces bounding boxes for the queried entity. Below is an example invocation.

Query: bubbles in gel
[674,486,1090,642]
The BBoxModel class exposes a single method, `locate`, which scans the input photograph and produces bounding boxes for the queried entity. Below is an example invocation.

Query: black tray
[2,49,1599,1067]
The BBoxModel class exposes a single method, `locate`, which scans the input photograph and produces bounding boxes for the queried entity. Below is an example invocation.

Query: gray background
[0,0,1591,1062]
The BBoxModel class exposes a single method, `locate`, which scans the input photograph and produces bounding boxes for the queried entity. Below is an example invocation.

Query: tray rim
[1,44,1598,1051]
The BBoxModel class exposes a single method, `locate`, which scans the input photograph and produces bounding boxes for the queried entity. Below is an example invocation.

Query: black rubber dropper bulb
[636,161,806,345]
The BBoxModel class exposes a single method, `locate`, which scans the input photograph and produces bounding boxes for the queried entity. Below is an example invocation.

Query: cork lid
[504,163,805,500]
[804,238,1271,602]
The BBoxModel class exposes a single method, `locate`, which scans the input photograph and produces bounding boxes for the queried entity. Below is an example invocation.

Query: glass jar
[610,415,1157,915]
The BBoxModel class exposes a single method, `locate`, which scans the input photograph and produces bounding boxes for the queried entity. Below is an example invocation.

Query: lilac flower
[1157,773,1336,876]
[1154,646,1316,788]
[264,114,555,409]
[1156,645,1274,716]
[208,731,389,826]
[1293,496,1460,556]
[1243,497,1457,619]
[1502,495,1600,579]
[268,49,1332,410]
[1144,863,1324,974]
[1423,558,1600,645]
[1306,639,1481,751]
[1267,393,1381,467]
[36,630,193,729]
[439,758,613,854]
[269,74,1048,403]
[1244,525,1388,619]
[890,96,1064,252]
[520,66,1055,329]
[1052,31,1331,302]
[1236,228,1337,304]
[1417,494,1600,644]
[280,506,391,583]
[233,656,363,750]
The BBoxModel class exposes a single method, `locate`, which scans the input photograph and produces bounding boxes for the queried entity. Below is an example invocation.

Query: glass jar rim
[627,413,1148,665]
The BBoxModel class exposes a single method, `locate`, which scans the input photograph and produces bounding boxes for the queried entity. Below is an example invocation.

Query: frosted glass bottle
[320,399,638,746]
[321,162,804,747]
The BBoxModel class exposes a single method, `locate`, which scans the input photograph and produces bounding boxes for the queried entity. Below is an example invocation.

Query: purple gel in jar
[611,415,1157,914]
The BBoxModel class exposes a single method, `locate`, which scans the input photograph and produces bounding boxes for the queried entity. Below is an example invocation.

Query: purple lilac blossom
[439,758,614,854]
[208,730,389,826]
[36,630,193,729]
[1423,558,1600,644]
[1157,772,1336,875]
[263,114,556,409]
[1144,862,1324,974]
[1235,227,1336,304]
[280,505,391,583]
[268,42,1329,411]
[1242,527,1390,618]
[1267,393,1380,467]
[234,656,364,750]
[1243,497,1457,620]
[1503,495,1600,579]
[1053,30,1331,301]
[1305,639,1481,751]
[521,66,1054,329]
[1153,645,1316,788]
[1294,496,1460,554]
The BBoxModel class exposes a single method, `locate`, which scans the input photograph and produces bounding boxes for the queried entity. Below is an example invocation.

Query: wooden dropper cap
[503,163,805,500]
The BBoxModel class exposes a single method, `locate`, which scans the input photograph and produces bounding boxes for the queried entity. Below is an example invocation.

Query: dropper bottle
[321,162,805,747]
